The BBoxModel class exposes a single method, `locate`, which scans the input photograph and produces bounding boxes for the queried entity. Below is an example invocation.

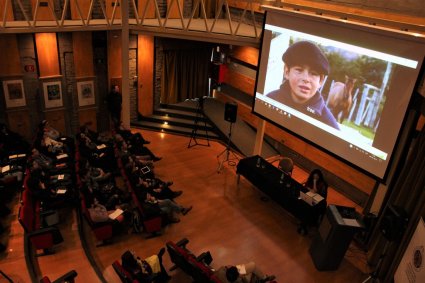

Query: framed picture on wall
[2,79,26,108]
[43,81,63,108]
[77,80,95,107]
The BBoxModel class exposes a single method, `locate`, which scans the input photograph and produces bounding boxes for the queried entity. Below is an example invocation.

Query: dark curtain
[369,122,425,281]
[161,47,211,104]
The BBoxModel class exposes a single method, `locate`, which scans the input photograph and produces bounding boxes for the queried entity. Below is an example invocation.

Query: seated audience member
[116,121,150,145]
[79,158,112,185]
[80,168,129,211]
[0,125,26,182]
[122,155,182,200]
[27,161,57,202]
[39,120,74,152]
[0,164,23,183]
[87,197,125,223]
[77,131,99,152]
[121,249,170,283]
[121,149,155,174]
[40,133,68,156]
[79,123,112,145]
[28,160,74,200]
[139,178,182,200]
[39,120,60,140]
[115,133,161,162]
[87,198,111,223]
[77,129,115,171]
[214,263,275,283]
[28,157,72,187]
[303,169,328,199]
[139,191,191,223]
[31,148,69,172]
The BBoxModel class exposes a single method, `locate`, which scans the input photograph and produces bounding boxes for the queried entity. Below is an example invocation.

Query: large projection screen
[253,8,425,180]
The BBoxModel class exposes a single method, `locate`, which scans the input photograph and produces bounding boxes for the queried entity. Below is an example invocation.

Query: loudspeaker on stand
[224,102,238,123]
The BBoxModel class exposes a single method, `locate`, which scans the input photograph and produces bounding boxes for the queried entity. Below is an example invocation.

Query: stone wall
[154,38,164,110]
[129,35,138,121]
[11,0,31,21]
[57,33,76,134]
[17,34,40,134]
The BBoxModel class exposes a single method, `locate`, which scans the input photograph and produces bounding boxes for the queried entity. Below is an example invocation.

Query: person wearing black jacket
[107,85,122,128]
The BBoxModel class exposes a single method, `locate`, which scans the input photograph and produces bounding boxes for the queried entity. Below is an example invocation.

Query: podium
[309,205,364,271]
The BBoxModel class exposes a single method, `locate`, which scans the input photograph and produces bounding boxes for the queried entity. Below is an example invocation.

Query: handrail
[278,2,425,34]
[1,1,424,43]
[0,0,261,40]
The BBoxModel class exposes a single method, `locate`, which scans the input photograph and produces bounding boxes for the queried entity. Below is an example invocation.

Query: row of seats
[116,150,163,237]
[112,260,139,283]
[17,125,77,255]
[75,144,116,245]
[79,192,115,245]
[39,270,78,283]
[166,238,221,283]
[18,174,63,255]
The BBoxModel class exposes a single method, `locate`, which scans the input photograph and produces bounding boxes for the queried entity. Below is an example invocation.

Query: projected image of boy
[267,41,340,130]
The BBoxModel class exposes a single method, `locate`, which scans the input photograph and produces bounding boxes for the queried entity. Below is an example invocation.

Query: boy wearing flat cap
[267,41,340,130]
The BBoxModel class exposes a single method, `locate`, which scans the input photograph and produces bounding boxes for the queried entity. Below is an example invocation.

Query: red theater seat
[39,270,77,283]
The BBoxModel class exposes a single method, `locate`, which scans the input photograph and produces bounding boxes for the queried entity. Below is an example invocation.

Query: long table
[236,155,326,228]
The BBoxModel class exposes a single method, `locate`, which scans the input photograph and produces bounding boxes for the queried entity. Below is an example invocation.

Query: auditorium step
[131,102,221,140]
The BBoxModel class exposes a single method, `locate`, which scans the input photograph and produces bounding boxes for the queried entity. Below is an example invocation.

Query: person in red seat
[87,198,125,223]
[214,262,275,283]
[121,248,170,282]
[140,191,192,223]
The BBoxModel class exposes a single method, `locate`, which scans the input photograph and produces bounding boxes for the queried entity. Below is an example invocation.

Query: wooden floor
[0,129,370,283]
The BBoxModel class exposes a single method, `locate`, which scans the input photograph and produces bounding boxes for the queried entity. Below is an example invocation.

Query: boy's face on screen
[284,65,324,104]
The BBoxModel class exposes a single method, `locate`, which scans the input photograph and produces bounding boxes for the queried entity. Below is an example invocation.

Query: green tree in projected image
[325,52,387,89]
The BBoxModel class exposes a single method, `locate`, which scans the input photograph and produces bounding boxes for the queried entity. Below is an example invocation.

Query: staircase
[131,101,221,140]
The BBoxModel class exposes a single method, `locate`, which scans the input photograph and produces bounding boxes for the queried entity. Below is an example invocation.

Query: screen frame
[252,7,425,182]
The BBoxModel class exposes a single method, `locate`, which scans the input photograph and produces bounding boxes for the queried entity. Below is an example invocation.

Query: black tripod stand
[188,97,210,148]
[217,121,239,173]
[362,240,392,283]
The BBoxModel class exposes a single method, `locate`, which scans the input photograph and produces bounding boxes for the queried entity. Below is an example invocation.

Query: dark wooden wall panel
[0,35,21,76]
[70,0,91,19]
[78,108,97,131]
[35,33,60,78]
[6,110,32,141]
[108,31,122,86]
[73,32,94,78]
[31,0,55,21]
[44,109,66,134]
[223,68,255,95]
[138,34,154,116]
[232,46,259,66]
[138,0,156,18]
[106,0,122,19]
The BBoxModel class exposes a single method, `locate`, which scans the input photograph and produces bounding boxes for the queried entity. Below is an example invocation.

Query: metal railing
[1,1,424,43]
[0,0,264,45]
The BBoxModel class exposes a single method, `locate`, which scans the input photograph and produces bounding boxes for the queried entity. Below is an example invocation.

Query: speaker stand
[0,269,13,283]
[188,98,210,148]
[362,240,392,283]
[217,122,239,173]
